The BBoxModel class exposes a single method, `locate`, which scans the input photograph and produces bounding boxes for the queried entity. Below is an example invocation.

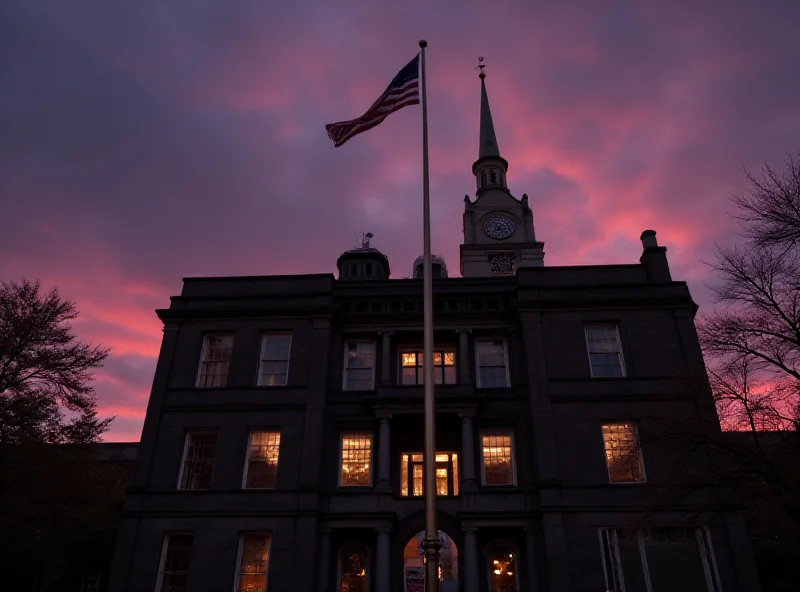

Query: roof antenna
[476,56,486,79]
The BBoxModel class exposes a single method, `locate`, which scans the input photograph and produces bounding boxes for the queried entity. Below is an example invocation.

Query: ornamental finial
[477,56,486,79]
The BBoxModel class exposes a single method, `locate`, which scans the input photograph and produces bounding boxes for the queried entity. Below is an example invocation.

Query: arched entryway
[402,530,459,591]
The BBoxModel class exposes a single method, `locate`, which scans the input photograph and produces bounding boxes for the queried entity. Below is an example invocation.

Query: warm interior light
[494,569,501,575]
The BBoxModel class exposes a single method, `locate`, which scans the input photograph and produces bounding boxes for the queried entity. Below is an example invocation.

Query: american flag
[326,54,420,147]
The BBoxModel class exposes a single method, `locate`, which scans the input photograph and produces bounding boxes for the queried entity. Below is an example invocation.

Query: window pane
[482,434,514,485]
[452,454,459,496]
[413,463,423,496]
[340,545,368,592]
[401,454,409,496]
[159,534,193,592]
[180,433,217,489]
[246,431,280,489]
[341,433,372,486]
[489,548,517,592]
[476,340,508,388]
[258,335,291,386]
[602,423,644,483]
[436,467,448,495]
[238,534,270,592]
[645,528,708,592]
[345,342,374,390]
[401,367,418,385]
[198,335,233,387]
[586,325,624,377]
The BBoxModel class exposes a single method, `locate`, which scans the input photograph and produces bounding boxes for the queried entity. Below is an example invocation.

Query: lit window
[340,433,372,486]
[236,534,270,592]
[197,334,234,387]
[178,432,217,490]
[339,543,368,592]
[156,534,193,592]
[481,433,515,486]
[344,341,375,390]
[602,422,645,483]
[488,546,518,592]
[244,431,281,489]
[257,335,291,387]
[585,325,626,377]
[400,452,459,497]
[476,339,509,388]
[400,350,456,385]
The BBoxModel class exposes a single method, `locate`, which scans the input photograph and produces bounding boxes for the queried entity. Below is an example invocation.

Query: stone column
[524,528,539,592]
[460,411,478,492]
[375,412,392,492]
[379,331,394,385]
[317,529,331,592]
[375,527,391,592]
[463,527,480,592]
[457,330,471,385]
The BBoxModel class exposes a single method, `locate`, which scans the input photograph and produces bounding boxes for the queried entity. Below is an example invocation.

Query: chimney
[639,230,672,283]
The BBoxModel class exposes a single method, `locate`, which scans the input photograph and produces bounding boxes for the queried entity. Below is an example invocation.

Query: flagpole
[419,39,441,592]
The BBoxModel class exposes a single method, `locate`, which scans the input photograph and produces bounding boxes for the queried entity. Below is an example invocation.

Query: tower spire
[477,57,500,158]
[472,57,508,193]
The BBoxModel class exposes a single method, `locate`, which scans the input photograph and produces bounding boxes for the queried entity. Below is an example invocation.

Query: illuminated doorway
[403,531,459,592]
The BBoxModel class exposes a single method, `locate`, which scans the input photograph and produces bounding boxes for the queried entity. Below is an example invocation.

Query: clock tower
[459,62,545,277]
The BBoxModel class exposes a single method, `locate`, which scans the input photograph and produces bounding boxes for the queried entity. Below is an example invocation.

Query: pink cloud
[3,0,800,441]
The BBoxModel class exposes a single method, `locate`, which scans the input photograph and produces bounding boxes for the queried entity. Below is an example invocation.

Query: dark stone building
[108,74,762,591]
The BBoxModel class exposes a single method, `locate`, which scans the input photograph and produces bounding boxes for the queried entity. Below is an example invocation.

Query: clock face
[484,215,515,240]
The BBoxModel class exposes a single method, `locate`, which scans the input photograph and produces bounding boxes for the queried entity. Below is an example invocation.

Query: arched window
[487,543,518,592]
[339,543,368,592]
[490,170,497,184]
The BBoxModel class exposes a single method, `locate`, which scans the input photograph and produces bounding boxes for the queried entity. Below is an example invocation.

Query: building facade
[108,74,761,592]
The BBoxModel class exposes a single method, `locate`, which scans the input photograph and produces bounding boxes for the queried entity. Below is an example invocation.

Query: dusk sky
[3,1,800,441]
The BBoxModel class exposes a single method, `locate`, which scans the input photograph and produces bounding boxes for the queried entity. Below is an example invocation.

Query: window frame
[601,421,647,484]
[177,430,218,490]
[599,527,722,592]
[233,532,271,592]
[256,334,292,387]
[195,333,235,388]
[154,533,193,592]
[339,431,374,488]
[397,347,457,386]
[584,324,627,378]
[479,430,517,487]
[342,340,376,391]
[242,430,282,489]
[474,338,511,389]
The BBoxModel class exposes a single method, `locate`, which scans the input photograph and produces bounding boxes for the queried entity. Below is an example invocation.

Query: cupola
[336,232,390,280]
[412,255,448,279]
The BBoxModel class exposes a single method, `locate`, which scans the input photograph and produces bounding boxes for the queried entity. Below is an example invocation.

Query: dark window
[179,432,217,489]
[157,534,193,592]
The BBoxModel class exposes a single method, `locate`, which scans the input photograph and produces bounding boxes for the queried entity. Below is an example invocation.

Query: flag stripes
[325,54,420,147]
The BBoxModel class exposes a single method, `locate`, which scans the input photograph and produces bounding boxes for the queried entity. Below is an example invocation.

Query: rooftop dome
[336,233,390,280]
